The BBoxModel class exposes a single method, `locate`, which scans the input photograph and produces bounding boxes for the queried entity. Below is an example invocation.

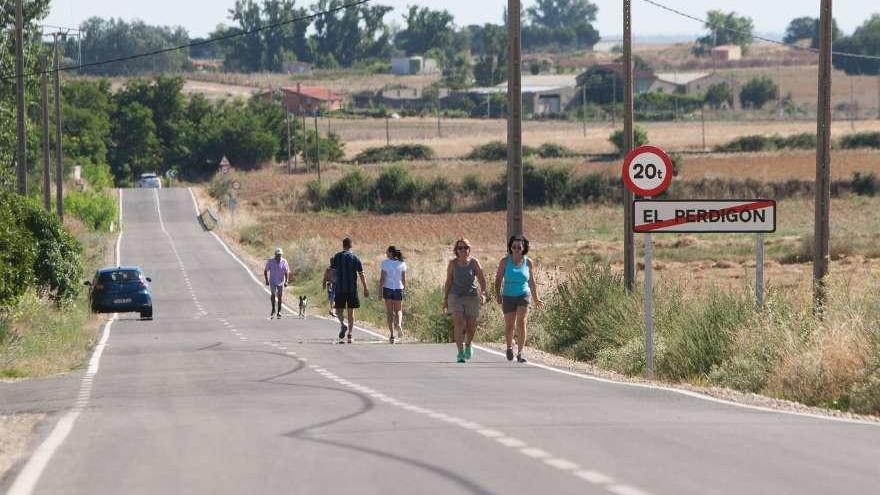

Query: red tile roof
[284,86,343,102]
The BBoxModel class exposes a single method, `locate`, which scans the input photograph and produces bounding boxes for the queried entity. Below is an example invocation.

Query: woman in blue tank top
[494,235,544,363]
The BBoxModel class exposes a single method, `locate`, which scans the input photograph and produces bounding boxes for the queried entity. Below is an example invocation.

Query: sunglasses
[456,245,470,251]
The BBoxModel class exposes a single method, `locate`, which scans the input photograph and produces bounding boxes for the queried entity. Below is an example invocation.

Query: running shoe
[276,311,283,319]
[457,350,466,363]
[506,347,514,361]
[346,335,352,344]
[516,353,527,363]
[464,344,472,360]
[338,323,347,339]
[389,335,395,344]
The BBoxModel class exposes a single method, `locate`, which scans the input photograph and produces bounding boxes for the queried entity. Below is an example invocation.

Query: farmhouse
[467,75,579,117]
[649,72,729,97]
[259,84,344,114]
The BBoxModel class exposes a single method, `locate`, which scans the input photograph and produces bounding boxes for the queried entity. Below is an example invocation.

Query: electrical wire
[0,0,371,82]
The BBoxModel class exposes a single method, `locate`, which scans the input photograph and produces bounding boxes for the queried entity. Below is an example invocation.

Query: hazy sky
[44,0,878,39]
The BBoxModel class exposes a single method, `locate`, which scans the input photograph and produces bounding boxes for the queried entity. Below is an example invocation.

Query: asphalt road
[2,188,879,495]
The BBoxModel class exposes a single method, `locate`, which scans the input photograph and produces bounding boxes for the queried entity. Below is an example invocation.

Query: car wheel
[140,309,153,320]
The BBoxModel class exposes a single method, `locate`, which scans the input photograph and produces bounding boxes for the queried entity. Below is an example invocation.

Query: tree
[833,14,880,75]
[739,76,778,109]
[395,7,456,57]
[62,80,114,182]
[783,16,841,49]
[524,0,600,50]
[311,0,392,68]
[109,103,162,184]
[471,24,506,86]
[78,17,190,75]
[114,76,187,171]
[703,82,733,109]
[694,10,754,56]
[261,0,310,71]
[441,51,473,89]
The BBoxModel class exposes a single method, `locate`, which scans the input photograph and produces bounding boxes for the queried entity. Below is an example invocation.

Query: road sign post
[623,145,672,379]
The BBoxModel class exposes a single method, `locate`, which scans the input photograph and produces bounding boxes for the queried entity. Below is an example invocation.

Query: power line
[0,0,371,82]
[640,0,880,62]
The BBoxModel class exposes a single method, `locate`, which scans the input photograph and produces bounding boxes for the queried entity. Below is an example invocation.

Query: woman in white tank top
[379,246,407,343]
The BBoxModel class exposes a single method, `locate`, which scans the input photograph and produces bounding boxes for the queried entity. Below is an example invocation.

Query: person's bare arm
[378,268,386,293]
[442,260,453,312]
[527,258,543,308]
[474,259,488,304]
[263,264,269,285]
[359,271,370,298]
[494,258,506,304]
[401,269,406,290]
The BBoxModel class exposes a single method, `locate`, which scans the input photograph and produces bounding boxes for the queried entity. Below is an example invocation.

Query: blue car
[86,266,153,319]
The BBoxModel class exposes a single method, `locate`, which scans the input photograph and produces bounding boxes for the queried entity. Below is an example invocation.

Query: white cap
[275,247,283,256]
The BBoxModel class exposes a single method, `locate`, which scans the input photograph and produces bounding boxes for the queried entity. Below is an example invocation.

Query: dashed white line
[545,458,580,471]
[608,485,652,495]
[520,448,552,459]
[575,470,614,485]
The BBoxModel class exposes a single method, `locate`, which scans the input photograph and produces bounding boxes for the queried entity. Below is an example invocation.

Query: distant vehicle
[85,266,153,319]
[136,172,162,188]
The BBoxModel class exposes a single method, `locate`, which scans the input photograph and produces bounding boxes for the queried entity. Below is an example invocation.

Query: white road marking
[477,429,504,438]
[608,485,652,495]
[575,470,614,485]
[545,458,580,471]
[520,448,552,459]
[496,437,527,448]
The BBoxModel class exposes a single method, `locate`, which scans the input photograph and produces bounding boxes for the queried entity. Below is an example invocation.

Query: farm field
[328,117,880,158]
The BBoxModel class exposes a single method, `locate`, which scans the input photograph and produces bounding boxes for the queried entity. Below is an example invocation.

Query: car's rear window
[98,270,141,283]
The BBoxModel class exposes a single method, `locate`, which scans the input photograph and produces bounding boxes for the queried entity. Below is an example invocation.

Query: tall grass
[534,263,880,414]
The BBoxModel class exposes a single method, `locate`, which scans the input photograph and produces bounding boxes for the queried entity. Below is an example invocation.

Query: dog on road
[298,295,308,319]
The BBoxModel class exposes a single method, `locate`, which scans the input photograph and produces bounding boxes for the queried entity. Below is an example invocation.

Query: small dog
[298,295,308,319]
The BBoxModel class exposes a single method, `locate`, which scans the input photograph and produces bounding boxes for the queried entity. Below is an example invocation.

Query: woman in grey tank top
[443,238,488,363]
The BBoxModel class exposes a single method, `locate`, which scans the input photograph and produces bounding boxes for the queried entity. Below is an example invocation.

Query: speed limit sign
[622,145,673,197]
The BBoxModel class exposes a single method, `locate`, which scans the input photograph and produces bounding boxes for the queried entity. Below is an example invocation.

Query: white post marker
[622,145,673,379]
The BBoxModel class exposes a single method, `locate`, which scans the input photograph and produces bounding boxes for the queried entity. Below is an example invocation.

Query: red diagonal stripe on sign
[635,200,775,233]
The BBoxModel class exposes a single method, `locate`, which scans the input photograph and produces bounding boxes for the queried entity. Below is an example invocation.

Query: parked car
[85,266,153,319]
[136,172,162,188]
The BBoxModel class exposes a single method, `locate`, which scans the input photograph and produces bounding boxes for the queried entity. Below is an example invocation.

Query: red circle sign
[622,145,673,197]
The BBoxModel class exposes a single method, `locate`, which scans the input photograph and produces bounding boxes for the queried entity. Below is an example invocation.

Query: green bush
[354,144,435,164]
[839,131,880,149]
[523,163,572,206]
[773,133,816,149]
[460,174,487,196]
[374,165,420,212]
[740,76,779,109]
[609,125,648,155]
[0,207,36,308]
[0,193,82,305]
[851,172,878,196]
[65,191,118,231]
[418,177,455,213]
[467,141,537,161]
[303,131,345,166]
[540,264,643,361]
[714,135,773,152]
[536,143,576,158]
[325,169,373,210]
[80,160,114,190]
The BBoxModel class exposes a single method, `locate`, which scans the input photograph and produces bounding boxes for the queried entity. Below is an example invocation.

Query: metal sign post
[756,233,765,309]
[623,145,673,379]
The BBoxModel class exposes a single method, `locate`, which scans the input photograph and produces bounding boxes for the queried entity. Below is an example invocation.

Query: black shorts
[334,292,360,309]
[382,288,404,301]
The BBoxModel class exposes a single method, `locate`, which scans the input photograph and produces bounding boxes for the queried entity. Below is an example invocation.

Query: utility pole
[41,56,51,210]
[814,0,832,310]
[436,102,442,138]
[850,76,855,130]
[582,83,587,137]
[301,112,307,172]
[286,111,292,174]
[314,110,321,182]
[15,0,27,195]
[701,105,707,150]
[623,0,635,291]
[506,0,524,239]
[54,33,63,219]
[385,115,390,146]
[611,74,617,128]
